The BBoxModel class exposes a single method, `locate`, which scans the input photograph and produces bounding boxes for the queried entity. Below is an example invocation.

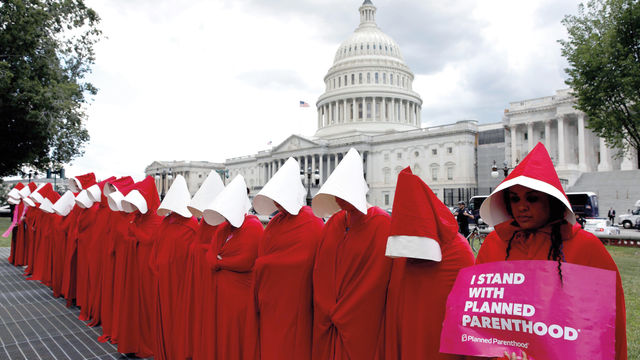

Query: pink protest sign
[440,260,616,359]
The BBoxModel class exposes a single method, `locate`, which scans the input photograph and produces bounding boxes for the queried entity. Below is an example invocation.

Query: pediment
[273,135,318,152]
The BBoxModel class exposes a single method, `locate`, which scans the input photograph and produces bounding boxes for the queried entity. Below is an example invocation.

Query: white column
[578,114,587,171]
[510,126,518,166]
[527,122,534,150]
[343,99,347,123]
[381,98,386,122]
[598,138,612,171]
[318,108,322,129]
[312,154,316,173]
[319,155,324,185]
[417,105,421,127]
[620,140,638,170]
[558,116,566,167]
[544,120,551,149]
[391,99,395,122]
[372,97,376,121]
[351,99,356,121]
[406,101,410,123]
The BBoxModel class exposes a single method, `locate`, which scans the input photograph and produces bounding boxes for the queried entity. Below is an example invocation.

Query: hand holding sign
[440,260,616,359]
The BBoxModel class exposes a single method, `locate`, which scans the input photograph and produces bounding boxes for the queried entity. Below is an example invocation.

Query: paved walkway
[0,248,128,360]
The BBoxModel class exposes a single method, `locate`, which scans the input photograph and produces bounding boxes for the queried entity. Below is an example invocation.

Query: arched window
[375,72,379,84]
[383,73,387,84]
[351,74,355,84]
[359,73,363,84]
[390,73,393,85]
[367,73,371,83]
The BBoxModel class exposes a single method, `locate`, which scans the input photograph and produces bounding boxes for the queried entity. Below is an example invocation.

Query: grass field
[0,216,636,356]
[0,216,10,247]
[607,246,640,359]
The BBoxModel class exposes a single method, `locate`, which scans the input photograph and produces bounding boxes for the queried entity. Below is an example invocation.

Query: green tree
[0,0,101,177]
[560,0,640,166]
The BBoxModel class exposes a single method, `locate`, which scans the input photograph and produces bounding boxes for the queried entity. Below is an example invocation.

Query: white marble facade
[504,89,638,187]
[148,1,635,205]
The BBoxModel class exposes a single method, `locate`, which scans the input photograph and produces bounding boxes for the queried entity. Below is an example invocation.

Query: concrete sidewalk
[0,248,128,360]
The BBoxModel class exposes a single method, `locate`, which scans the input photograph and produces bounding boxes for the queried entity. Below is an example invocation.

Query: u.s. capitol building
[147,0,638,209]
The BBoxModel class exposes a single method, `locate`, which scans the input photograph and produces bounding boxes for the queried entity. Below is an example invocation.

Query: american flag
[300,100,310,107]
[267,140,272,145]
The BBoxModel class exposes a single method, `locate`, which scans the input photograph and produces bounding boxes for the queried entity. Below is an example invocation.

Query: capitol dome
[314,0,423,139]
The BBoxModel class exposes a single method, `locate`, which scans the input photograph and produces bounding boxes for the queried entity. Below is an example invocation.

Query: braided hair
[502,189,567,282]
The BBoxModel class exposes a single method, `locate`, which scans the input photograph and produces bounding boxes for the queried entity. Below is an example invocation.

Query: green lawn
[606,246,640,359]
[0,217,10,247]
[0,218,636,357]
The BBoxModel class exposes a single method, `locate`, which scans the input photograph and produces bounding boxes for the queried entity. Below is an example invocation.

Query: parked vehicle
[635,217,640,230]
[618,200,640,229]
[583,218,620,236]
[566,192,599,218]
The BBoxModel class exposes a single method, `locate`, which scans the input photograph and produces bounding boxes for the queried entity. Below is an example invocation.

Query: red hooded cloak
[205,214,262,360]
[149,212,198,360]
[312,206,392,360]
[246,205,323,360]
[384,167,475,360]
[116,176,162,357]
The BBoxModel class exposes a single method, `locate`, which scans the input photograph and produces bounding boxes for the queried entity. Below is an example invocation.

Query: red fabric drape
[97,211,133,343]
[60,206,82,304]
[384,234,474,360]
[177,220,219,360]
[117,210,162,357]
[246,206,323,360]
[23,209,39,276]
[149,213,198,360]
[205,214,262,360]
[76,202,100,321]
[12,203,27,266]
[312,206,392,360]
[475,222,627,360]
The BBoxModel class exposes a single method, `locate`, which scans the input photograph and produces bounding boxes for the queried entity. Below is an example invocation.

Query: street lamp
[491,160,517,178]
[300,166,320,206]
[215,169,230,184]
[155,168,173,200]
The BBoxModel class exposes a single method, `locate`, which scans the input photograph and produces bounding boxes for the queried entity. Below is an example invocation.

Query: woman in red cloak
[311,148,392,360]
[5,182,25,265]
[85,176,121,327]
[176,170,225,360]
[30,183,60,287]
[116,175,162,357]
[247,157,323,360]
[14,182,38,267]
[96,177,135,343]
[51,190,79,300]
[74,176,114,321]
[474,142,627,360]
[384,167,475,360]
[22,182,42,276]
[59,172,97,306]
[149,175,198,360]
[202,174,263,360]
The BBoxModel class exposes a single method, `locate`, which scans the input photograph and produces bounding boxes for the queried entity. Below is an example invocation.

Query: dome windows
[351,74,355,85]
[375,72,379,84]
